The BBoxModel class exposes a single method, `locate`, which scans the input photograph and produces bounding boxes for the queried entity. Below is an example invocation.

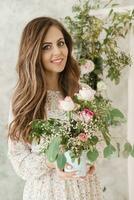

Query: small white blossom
[97,81,107,91]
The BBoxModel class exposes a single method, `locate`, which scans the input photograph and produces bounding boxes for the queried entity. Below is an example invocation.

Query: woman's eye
[58,41,65,47]
[42,45,51,50]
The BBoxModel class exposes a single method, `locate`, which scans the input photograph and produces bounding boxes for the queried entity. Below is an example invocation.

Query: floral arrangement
[29,79,128,170]
[29,1,134,173]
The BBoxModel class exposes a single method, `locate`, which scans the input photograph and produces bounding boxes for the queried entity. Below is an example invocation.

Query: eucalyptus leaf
[130,145,134,158]
[87,149,99,162]
[110,109,124,119]
[47,137,61,162]
[57,153,67,169]
[90,136,98,145]
[124,142,132,153]
[104,144,116,158]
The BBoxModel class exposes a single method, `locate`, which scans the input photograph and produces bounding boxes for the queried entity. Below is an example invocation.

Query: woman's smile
[51,58,63,64]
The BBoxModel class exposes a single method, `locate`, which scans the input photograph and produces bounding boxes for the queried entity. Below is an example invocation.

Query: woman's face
[41,25,68,75]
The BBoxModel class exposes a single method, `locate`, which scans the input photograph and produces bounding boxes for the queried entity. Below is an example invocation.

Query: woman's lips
[51,58,63,64]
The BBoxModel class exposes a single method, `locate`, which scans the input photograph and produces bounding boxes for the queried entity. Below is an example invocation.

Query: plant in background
[63,0,134,157]
[64,0,134,87]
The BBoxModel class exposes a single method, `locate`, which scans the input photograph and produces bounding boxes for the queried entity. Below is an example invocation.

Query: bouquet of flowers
[29,69,133,176]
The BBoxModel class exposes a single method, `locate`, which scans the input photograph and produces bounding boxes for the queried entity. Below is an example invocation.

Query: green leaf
[87,149,99,162]
[104,144,116,158]
[123,142,133,158]
[108,8,113,17]
[111,3,119,7]
[47,137,61,162]
[130,145,134,157]
[110,108,124,119]
[124,142,132,152]
[90,136,98,145]
[123,142,132,158]
[57,153,67,169]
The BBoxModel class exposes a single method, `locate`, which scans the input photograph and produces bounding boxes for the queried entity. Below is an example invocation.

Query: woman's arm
[8,137,52,181]
[7,102,53,181]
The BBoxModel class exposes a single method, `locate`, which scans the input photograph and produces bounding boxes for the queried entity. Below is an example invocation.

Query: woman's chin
[55,66,65,73]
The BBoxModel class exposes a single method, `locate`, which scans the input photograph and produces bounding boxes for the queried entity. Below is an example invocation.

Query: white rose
[59,96,75,111]
[81,60,95,75]
[97,81,107,91]
[77,87,96,101]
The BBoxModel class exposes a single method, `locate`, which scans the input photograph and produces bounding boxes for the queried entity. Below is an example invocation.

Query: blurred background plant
[63,0,134,157]
[64,0,134,89]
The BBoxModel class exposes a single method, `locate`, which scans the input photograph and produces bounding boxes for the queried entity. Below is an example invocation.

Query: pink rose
[78,133,88,142]
[79,109,94,123]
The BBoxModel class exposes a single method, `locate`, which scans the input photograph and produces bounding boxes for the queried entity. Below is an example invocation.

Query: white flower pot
[64,151,88,177]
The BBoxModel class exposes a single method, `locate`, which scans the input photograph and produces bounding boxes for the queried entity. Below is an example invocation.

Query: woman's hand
[80,164,95,179]
[56,163,95,180]
[56,164,78,180]
[46,159,55,169]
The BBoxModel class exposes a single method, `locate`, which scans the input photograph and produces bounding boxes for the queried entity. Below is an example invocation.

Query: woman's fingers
[56,163,96,180]
[56,162,78,180]
[86,165,95,176]
[56,168,78,180]
[79,165,96,180]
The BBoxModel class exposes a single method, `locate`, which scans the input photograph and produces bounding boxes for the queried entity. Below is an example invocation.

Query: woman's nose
[52,45,61,55]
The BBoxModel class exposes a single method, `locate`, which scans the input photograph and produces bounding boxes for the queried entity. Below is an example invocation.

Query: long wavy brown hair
[8,16,80,143]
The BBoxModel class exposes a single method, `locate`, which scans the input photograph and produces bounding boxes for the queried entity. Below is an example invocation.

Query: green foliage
[123,142,134,158]
[46,137,61,162]
[104,144,116,158]
[57,153,67,169]
[131,145,134,157]
[64,0,134,87]
[109,108,125,125]
[87,148,99,162]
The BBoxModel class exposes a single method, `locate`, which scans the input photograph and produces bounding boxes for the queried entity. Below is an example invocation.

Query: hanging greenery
[64,0,134,88]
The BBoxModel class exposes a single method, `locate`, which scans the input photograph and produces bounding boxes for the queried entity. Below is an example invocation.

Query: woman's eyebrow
[42,37,64,45]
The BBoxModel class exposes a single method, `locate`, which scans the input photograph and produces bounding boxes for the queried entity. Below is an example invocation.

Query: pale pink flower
[79,109,94,123]
[78,133,88,142]
[77,87,96,101]
[58,96,75,111]
[81,60,95,75]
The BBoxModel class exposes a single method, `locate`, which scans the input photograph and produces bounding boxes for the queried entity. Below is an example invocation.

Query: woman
[8,17,104,200]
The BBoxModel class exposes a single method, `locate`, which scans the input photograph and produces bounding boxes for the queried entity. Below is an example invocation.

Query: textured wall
[0,0,133,200]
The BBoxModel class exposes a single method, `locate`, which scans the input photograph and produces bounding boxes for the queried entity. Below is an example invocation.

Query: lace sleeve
[7,103,51,181]
[8,138,51,180]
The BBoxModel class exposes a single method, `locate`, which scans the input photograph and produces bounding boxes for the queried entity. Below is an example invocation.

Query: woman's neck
[45,72,60,91]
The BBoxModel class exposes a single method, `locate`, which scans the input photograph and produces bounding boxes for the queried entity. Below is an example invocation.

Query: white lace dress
[8,90,104,200]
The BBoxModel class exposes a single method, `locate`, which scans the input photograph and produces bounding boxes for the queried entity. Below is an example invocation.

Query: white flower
[59,96,75,111]
[97,81,107,91]
[80,60,95,75]
[77,87,96,101]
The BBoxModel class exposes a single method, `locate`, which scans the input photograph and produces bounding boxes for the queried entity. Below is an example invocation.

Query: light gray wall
[0,0,133,200]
